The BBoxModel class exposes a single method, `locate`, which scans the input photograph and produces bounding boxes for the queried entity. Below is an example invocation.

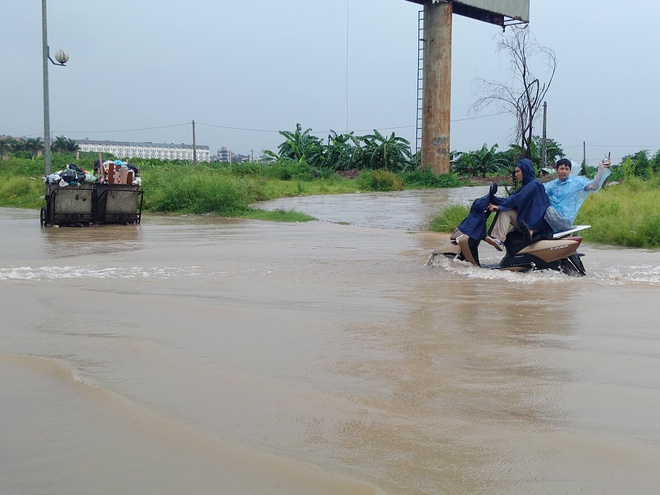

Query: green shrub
[356,169,404,191]
[400,169,465,188]
[227,162,263,177]
[1,157,45,177]
[141,166,256,214]
[0,176,44,208]
[262,159,314,181]
[428,205,469,232]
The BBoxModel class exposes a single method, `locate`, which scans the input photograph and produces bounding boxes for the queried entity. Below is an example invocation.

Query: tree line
[3,127,658,183]
[0,135,79,158]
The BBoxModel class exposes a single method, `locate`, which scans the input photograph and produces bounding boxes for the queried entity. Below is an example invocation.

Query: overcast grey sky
[2,0,658,165]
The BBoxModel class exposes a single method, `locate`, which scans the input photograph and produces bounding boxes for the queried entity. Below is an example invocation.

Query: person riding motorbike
[543,158,612,232]
[451,158,552,251]
[484,158,552,249]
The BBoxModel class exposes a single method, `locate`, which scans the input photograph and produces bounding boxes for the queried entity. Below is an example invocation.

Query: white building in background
[216,146,252,163]
[217,146,232,162]
[78,139,211,163]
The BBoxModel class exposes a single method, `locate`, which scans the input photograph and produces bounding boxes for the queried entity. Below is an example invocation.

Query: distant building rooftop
[78,139,209,151]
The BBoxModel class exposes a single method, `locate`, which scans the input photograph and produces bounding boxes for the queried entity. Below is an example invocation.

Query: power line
[20,109,508,139]
[196,122,280,133]
[57,123,190,134]
[451,112,507,122]
[20,117,660,152]
[564,143,660,150]
[587,144,660,149]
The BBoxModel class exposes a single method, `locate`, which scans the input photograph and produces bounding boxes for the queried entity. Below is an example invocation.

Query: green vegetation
[399,169,465,188]
[356,169,404,192]
[264,124,414,173]
[2,129,658,247]
[429,205,471,233]
[0,154,456,219]
[452,144,509,177]
[0,135,79,158]
[0,175,44,209]
[241,208,316,223]
[577,176,660,248]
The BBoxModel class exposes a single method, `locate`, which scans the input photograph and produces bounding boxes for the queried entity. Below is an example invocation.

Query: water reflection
[325,254,582,493]
[2,193,659,495]
[41,224,144,258]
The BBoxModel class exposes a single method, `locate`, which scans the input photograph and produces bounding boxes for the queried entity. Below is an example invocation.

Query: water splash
[0,265,207,281]
[428,254,660,286]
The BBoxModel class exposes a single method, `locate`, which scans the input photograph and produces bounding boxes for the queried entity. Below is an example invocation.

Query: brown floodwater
[1,191,659,495]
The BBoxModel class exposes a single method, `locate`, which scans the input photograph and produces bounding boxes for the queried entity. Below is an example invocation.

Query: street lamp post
[41,0,68,178]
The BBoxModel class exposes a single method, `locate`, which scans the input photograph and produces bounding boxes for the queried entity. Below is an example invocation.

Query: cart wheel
[40,207,46,227]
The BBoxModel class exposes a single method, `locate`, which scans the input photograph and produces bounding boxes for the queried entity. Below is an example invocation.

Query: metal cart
[95,184,144,225]
[40,183,95,227]
[40,183,144,227]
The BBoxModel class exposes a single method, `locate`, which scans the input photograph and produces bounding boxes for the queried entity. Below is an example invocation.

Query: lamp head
[54,49,69,65]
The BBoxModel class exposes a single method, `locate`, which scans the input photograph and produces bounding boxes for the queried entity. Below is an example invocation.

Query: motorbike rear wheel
[560,254,586,276]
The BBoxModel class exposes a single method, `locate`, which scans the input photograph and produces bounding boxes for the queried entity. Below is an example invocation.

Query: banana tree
[323,130,364,171]
[452,144,509,177]
[270,123,324,168]
[360,130,412,172]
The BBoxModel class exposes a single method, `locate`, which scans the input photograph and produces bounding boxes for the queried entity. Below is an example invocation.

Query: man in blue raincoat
[485,158,552,249]
[543,158,612,232]
[452,158,551,251]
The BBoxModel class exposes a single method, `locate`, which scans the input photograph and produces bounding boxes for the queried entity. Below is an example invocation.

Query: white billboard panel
[456,0,529,22]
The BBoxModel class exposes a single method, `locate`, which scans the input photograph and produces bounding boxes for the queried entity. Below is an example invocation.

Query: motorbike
[427,184,590,276]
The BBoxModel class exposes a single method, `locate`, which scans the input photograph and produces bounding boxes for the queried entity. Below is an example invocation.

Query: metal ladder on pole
[415,9,425,163]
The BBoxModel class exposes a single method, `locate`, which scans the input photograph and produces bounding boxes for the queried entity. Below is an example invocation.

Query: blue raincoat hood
[499,158,550,231]
[516,158,535,185]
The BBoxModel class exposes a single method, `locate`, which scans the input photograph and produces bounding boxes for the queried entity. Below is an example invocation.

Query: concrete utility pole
[42,0,52,176]
[192,120,197,164]
[541,101,547,169]
[42,0,68,178]
[421,1,452,175]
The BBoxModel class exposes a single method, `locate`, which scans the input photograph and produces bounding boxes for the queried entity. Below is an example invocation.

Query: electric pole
[541,101,547,169]
[192,120,197,164]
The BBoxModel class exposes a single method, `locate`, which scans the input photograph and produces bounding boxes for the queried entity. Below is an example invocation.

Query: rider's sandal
[485,236,504,251]
[518,220,533,242]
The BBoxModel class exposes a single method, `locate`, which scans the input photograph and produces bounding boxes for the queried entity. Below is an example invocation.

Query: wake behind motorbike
[427,184,590,276]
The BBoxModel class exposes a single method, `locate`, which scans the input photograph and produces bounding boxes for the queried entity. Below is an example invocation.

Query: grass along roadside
[2,157,656,247]
[1,160,442,224]
[0,157,465,221]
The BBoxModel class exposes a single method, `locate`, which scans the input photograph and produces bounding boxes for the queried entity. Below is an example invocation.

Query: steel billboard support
[421,1,452,175]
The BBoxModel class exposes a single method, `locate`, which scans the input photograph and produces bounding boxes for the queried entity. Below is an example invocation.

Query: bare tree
[471,26,557,159]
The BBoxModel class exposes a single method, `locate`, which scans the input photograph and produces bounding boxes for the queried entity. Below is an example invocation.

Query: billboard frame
[404,0,529,28]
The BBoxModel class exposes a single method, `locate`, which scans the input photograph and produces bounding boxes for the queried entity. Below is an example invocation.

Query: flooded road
[1,190,659,495]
